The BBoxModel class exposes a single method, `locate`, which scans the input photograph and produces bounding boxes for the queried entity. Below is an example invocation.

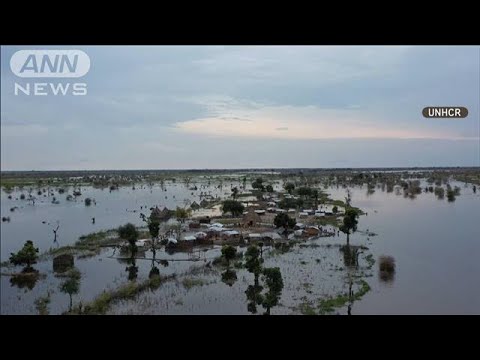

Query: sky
[1,45,479,170]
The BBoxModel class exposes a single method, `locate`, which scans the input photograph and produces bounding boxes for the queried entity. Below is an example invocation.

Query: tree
[140,211,161,259]
[84,198,92,206]
[10,240,39,270]
[339,208,359,245]
[312,189,319,207]
[252,178,265,191]
[273,213,296,232]
[242,177,247,189]
[297,187,312,198]
[118,223,139,254]
[221,245,237,268]
[332,205,338,214]
[175,207,190,222]
[231,187,239,200]
[222,200,245,217]
[262,267,284,315]
[265,185,274,193]
[278,197,302,210]
[284,182,295,194]
[245,245,263,285]
[60,271,80,311]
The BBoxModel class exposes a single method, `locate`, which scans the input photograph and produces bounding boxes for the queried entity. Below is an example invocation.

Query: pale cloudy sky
[1,46,479,170]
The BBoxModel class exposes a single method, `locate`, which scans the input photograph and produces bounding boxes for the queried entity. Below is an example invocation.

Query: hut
[189,221,200,229]
[304,226,320,236]
[190,201,200,211]
[242,208,262,227]
[151,206,172,221]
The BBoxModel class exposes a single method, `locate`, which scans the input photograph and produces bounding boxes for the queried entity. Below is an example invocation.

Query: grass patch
[365,254,375,268]
[182,277,208,290]
[68,274,173,315]
[353,280,371,300]
[34,294,51,315]
[298,302,317,315]
[318,294,350,314]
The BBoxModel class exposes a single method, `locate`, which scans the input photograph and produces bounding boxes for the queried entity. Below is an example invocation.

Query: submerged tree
[261,267,284,315]
[59,270,81,312]
[245,245,263,286]
[231,187,239,200]
[10,240,39,271]
[339,208,359,246]
[221,245,237,268]
[118,223,139,256]
[265,185,274,193]
[245,283,264,314]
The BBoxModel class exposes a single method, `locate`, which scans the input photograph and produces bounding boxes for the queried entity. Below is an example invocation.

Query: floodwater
[1,178,479,315]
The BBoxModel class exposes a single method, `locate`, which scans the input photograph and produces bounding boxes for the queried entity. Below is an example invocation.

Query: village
[131,182,346,254]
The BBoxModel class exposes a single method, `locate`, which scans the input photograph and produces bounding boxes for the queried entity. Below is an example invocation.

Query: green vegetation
[68,275,171,314]
[231,186,239,199]
[261,267,284,315]
[284,182,295,194]
[182,277,208,289]
[222,200,245,217]
[339,208,359,245]
[34,294,51,315]
[298,302,317,315]
[265,184,274,193]
[245,245,263,285]
[221,245,237,268]
[118,223,139,254]
[175,207,191,222]
[274,212,296,231]
[10,240,39,269]
[252,178,265,191]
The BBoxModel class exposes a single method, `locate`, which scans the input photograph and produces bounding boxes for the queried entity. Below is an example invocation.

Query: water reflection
[378,255,396,284]
[10,270,40,290]
[221,269,237,287]
[59,269,81,312]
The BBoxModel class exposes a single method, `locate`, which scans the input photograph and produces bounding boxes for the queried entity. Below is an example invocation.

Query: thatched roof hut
[151,206,171,221]
[242,208,262,227]
[190,201,200,210]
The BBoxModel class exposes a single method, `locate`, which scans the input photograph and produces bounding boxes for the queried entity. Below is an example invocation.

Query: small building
[299,212,309,217]
[254,209,266,215]
[304,226,320,236]
[222,230,241,241]
[198,216,211,224]
[243,208,262,227]
[288,208,296,213]
[194,231,208,240]
[190,201,200,211]
[151,206,172,221]
[189,221,201,229]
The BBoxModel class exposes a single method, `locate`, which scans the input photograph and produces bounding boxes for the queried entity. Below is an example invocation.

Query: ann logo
[10,50,90,78]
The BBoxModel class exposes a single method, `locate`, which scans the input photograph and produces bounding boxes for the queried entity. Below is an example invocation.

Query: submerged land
[1,167,479,315]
